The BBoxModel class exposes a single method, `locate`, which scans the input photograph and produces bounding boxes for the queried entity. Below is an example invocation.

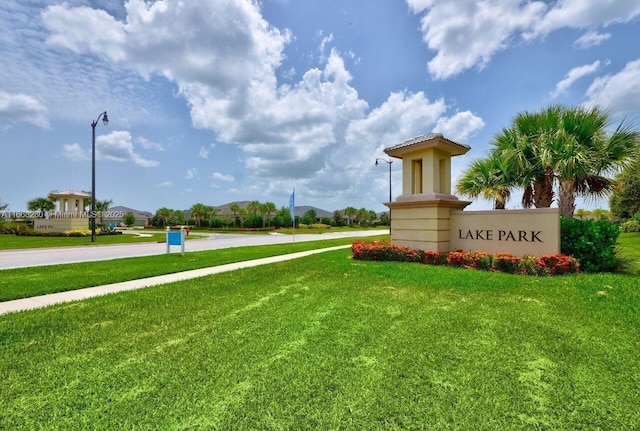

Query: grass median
[0,236,388,302]
[0,232,168,249]
[1,246,639,429]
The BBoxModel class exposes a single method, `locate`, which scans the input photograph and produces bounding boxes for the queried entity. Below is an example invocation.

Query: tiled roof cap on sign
[384,133,470,153]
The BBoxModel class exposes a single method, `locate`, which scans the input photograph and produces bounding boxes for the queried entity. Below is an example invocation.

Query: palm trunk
[533,169,554,208]
[559,179,576,219]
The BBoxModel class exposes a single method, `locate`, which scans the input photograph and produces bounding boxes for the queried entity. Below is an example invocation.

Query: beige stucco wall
[387,198,471,252]
[450,208,560,256]
[383,134,560,257]
[33,218,88,233]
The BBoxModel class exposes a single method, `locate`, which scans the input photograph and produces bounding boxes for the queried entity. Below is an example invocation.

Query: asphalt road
[0,230,388,270]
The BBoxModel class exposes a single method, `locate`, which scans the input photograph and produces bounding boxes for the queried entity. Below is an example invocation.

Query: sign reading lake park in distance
[449,208,560,256]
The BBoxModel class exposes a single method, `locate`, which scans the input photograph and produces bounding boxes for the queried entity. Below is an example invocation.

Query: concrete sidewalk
[0,245,351,316]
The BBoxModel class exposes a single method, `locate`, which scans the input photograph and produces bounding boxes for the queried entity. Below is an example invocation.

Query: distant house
[293,205,333,222]
[104,206,153,227]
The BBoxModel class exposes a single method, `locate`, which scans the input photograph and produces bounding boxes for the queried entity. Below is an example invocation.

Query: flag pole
[289,188,295,243]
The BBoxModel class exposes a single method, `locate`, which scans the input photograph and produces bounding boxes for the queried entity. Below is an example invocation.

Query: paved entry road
[0,230,388,270]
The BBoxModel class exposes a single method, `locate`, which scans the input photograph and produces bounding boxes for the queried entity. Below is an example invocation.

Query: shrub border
[352,240,580,276]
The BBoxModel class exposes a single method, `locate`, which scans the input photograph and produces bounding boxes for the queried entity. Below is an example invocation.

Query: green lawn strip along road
[1,248,639,429]
[0,232,168,249]
[0,236,388,302]
[0,227,388,250]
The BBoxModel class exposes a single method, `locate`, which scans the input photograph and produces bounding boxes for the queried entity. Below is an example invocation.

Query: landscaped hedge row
[14,227,122,237]
[351,241,580,276]
[560,217,619,272]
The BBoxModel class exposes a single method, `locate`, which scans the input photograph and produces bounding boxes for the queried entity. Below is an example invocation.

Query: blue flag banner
[289,189,295,223]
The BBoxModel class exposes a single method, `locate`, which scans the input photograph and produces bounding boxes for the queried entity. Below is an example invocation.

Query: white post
[166,227,170,254]
[180,227,186,256]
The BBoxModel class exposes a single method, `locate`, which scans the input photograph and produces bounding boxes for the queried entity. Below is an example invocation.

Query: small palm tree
[95,199,113,226]
[27,197,55,218]
[155,207,172,227]
[189,203,207,227]
[237,207,247,227]
[229,203,240,227]
[573,209,590,220]
[263,201,277,228]
[344,206,357,226]
[247,200,261,217]
[456,156,515,209]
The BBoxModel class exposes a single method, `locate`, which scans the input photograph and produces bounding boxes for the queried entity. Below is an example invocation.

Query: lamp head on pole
[102,111,109,126]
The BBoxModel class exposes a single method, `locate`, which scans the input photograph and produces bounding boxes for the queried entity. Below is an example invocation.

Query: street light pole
[375,158,393,226]
[91,111,109,243]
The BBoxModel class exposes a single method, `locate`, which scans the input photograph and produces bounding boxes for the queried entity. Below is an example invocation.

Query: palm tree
[237,207,247,227]
[591,208,611,221]
[95,199,113,227]
[247,200,261,217]
[263,201,277,228]
[229,203,240,228]
[553,106,639,218]
[155,207,172,227]
[189,203,207,227]
[491,106,563,208]
[485,105,639,217]
[357,208,372,226]
[573,209,590,220]
[27,197,55,218]
[344,206,357,226]
[456,155,515,209]
[368,210,377,224]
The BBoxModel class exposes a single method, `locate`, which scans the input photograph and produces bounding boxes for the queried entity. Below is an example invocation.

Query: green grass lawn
[0,226,387,250]
[0,236,388,302]
[0,250,640,430]
[0,232,170,249]
[1,239,639,429]
[616,232,640,273]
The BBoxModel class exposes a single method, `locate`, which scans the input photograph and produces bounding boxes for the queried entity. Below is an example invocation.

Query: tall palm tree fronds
[456,156,514,209]
[554,106,640,218]
[484,104,639,218]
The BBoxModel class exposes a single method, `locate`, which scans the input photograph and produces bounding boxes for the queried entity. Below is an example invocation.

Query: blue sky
[1,0,639,214]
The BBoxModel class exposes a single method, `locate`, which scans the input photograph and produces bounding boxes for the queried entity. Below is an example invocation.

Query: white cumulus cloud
[0,91,49,128]
[212,172,235,182]
[551,60,603,99]
[405,0,640,80]
[44,0,486,205]
[434,111,485,144]
[63,130,159,167]
[585,59,640,115]
[98,131,159,167]
[62,143,88,162]
[574,31,611,49]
